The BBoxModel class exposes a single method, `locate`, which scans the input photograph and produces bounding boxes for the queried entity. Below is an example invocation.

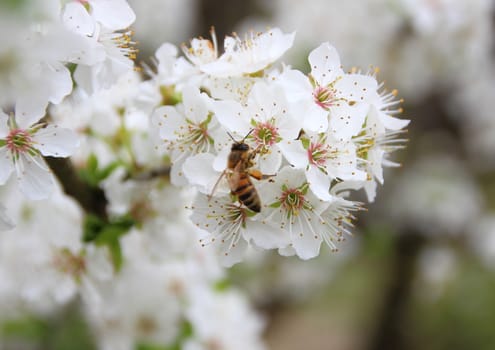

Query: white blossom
[0,109,79,199]
[260,167,361,259]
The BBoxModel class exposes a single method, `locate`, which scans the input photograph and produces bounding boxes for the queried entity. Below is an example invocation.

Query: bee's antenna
[227,132,237,143]
[242,129,255,142]
[227,129,255,143]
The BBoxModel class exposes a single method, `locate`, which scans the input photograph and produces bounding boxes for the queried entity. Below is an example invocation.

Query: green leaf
[106,239,123,273]
[87,153,98,173]
[82,214,106,242]
[1,316,48,340]
[0,0,30,11]
[214,279,231,292]
[78,154,122,187]
[82,214,135,272]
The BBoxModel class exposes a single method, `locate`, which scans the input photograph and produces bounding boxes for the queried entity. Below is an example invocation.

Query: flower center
[102,29,138,61]
[313,86,335,110]
[307,141,329,169]
[6,129,34,155]
[182,28,218,66]
[52,248,86,280]
[279,187,306,217]
[175,115,213,153]
[252,121,279,151]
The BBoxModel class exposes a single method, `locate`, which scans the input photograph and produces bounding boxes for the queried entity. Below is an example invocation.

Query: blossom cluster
[0,1,410,349]
[0,0,135,200]
[149,29,409,265]
[0,177,266,350]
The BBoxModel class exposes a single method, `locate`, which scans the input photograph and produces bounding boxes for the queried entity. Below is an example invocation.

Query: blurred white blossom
[387,155,483,236]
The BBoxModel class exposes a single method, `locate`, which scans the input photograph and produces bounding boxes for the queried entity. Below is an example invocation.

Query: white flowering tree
[0,1,409,349]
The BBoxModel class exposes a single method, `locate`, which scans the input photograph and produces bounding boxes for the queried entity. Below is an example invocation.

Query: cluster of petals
[151,28,409,265]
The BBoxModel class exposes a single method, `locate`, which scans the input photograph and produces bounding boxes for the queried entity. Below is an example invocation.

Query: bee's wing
[227,161,243,190]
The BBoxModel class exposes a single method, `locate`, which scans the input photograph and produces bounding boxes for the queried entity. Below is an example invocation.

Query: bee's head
[227,130,253,151]
[231,142,249,151]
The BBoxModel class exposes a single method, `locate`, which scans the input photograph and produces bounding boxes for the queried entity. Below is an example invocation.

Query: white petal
[329,103,369,140]
[291,217,323,260]
[364,180,377,203]
[169,157,188,187]
[307,166,333,201]
[278,245,296,257]
[90,0,136,30]
[219,237,248,267]
[278,140,308,168]
[244,221,290,250]
[335,74,377,103]
[15,96,47,127]
[258,150,282,175]
[213,148,229,172]
[379,111,410,130]
[0,111,9,138]
[183,153,226,195]
[212,100,250,134]
[308,43,344,86]
[257,28,295,63]
[18,155,55,200]
[62,2,95,36]
[73,64,99,95]
[155,42,178,62]
[182,86,209,123]
[151,106,184,141]
[44,62,73,105]
[0,147,14,185]
[277,68,312,102]
[302,102,329,133]
[33,125,79,157]
[368,148,385,184]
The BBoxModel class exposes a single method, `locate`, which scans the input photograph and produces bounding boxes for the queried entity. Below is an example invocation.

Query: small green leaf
[82,214,106,242]
[79,154,122,187]
[82,214,135,272]
[301,137,310,149]
[99,161,122,181]
[87,153,98,172]
[214,279,231,292]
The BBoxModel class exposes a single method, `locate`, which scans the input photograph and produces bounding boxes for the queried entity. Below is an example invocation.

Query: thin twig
[45,157,108,220]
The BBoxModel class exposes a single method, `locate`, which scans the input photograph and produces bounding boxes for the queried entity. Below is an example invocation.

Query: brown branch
[45,157,108,220]
[366,230,426,350]
[125,165,171,181]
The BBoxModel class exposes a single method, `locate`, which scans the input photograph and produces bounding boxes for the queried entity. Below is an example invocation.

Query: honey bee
[209,131,271,213]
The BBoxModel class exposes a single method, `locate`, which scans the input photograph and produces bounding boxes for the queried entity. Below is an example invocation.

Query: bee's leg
[248,169,275,181]
[208,170,227,201]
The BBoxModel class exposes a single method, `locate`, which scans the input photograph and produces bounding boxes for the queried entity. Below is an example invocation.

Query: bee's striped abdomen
[233,173,261,212]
